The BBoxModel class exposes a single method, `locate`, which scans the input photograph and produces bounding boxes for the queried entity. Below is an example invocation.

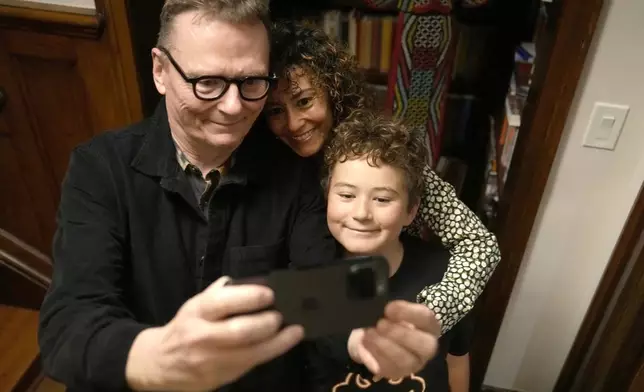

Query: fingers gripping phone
[230,256,390,339]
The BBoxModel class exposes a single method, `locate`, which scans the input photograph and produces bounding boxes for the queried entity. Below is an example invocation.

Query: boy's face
[327,157,418,256]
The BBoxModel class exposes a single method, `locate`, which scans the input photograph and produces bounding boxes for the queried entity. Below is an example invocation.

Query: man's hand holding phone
[347,300,440,380]
[125,276,305,391]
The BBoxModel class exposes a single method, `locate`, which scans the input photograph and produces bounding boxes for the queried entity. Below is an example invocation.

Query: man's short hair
[322,110,429,209]
[157,0,270,48]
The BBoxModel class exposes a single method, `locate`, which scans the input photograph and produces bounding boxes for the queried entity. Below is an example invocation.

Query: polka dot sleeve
[405,165,501,334]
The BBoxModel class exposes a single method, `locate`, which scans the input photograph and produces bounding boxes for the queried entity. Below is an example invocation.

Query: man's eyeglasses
[157,47,277,102]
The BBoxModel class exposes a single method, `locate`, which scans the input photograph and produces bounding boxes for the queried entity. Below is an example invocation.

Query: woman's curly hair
[269,20,373,126]
[322,109,429,208]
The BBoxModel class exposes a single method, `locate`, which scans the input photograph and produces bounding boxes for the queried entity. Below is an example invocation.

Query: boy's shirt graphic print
[312,235,473,392]
[331,372,426,391]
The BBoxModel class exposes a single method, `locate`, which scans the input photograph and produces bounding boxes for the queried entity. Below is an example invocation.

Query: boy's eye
[375,197,391,203]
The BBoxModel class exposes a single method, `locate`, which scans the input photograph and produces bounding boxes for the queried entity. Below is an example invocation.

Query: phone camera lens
[347,265,376,299]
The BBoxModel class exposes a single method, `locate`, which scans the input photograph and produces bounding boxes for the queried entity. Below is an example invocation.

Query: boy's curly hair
[322,110,429,208]
[269,20,372,126]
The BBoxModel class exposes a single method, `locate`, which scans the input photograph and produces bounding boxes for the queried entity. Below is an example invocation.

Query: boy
[313,110,472,392]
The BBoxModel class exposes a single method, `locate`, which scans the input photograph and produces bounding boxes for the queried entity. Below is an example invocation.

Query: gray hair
[157,0,270,48]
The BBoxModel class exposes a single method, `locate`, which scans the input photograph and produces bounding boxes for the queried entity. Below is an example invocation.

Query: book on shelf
[366,83,388,111]
[498,94,523,185]
[317,10,398,79]
[512,42,536,98]
[480,116,499,224]
[496,39,537,184]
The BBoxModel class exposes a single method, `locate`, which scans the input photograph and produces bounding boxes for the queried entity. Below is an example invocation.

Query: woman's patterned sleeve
[406,165,501,334]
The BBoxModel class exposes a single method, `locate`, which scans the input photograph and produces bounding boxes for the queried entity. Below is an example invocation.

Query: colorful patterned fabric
[364,0,454,166]
[360,0,496,335]
[365,0,487,167]
[389,13,454,166]
[366,0,451,13]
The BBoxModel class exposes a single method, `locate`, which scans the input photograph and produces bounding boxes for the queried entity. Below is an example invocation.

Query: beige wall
[484,0,644,391]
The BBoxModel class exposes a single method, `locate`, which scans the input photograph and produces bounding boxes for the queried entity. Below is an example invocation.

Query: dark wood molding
[12,354,43,392]
[0,228,52,283]
[554,183,644,391]
[469,0,605,389]
[630,364,644,392]
[100,0,144,123]
[0,4,105,39]
[0,229,51,310]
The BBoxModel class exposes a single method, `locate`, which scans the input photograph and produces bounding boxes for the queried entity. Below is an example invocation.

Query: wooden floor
[33,376,65,392]
[0,305,40,391]
[0,305,64,391]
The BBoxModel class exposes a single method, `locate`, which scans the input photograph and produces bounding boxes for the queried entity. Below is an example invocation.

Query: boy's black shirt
[307,234,474,391]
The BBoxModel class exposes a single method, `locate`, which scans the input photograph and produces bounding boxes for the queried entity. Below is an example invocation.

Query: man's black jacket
[38,102,338,391]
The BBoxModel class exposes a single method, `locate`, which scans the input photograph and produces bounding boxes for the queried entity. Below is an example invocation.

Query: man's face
[152,12,270,151]
[326,157,418,257]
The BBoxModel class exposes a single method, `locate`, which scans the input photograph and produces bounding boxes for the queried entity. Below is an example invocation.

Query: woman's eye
[297,97,313,108]
[338,193,354,199]
[265,106,283,116]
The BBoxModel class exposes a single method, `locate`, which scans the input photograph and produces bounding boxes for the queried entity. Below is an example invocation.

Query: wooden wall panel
[0,0,143,255]
[7,43,96,190]
[0,120,47,251]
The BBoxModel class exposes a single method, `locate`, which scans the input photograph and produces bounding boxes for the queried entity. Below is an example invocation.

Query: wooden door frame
[553,184,644,391]
[469,0,605,389]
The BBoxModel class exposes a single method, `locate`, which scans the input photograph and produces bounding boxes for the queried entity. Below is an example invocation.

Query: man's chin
[205,130,249,149]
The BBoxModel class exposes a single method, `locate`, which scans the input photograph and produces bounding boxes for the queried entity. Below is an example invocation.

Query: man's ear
[151,48,167,96]
[404,198,420,226]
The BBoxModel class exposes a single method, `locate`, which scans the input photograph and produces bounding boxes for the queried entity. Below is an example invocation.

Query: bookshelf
[328,0,397,11]
[478,1,549,226]
[273,0,547,216]
[360,67,388,86]
[271,1,399,84]
[283,8,397,88]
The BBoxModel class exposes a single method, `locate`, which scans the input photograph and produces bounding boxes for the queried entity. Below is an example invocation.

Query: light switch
[583,102,629,150]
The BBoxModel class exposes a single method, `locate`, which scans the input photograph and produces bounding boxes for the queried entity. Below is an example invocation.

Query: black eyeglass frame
[157,46,277,102]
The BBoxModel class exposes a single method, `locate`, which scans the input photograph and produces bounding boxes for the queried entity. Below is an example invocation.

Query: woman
[264,21,500,334]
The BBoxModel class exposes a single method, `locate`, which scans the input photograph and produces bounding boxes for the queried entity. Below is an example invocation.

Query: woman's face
[264,67,334,157]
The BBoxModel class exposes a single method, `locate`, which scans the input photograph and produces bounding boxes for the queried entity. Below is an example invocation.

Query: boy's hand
[347,300,440,379]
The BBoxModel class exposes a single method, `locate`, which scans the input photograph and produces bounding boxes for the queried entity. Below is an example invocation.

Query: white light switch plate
[582,102,629,150]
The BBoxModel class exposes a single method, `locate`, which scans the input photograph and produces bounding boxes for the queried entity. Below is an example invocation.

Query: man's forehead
[167,11,269,75]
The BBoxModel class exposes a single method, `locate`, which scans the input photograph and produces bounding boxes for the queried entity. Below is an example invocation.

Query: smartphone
[230,255,390,339]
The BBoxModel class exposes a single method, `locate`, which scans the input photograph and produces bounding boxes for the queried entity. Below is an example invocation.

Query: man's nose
[217,84,243,115]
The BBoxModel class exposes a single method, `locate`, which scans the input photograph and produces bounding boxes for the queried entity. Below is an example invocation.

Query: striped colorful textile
[363,0,488,166]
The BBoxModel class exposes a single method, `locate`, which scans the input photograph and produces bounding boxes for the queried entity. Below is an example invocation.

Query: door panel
[0,1,143,255]
[0,117,47,250]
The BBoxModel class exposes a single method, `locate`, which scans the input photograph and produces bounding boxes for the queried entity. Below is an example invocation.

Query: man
[38,1,439,391]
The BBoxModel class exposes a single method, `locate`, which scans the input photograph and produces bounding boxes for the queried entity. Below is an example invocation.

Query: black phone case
[232,256,390,339]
